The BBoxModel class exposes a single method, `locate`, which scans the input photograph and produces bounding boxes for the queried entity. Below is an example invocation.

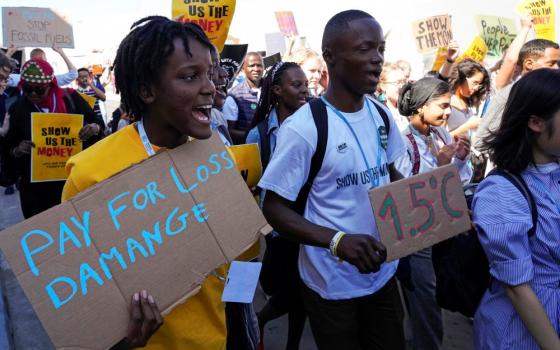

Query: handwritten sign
[228,143,262,188]
[2,7,74,48]
[172,0,236,52]
[274,11,299,36]
[0,134,268,349]
[369,165,471,261]
[412,15,453,53]
[516,0,556,41]
[31,113,83,183]
[458,36,489,63]
[475,15,518,57]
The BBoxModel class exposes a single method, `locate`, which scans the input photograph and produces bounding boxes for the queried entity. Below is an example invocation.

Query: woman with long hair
[246,61,309,350]
[447,58,490,138]
[473,68,560,350]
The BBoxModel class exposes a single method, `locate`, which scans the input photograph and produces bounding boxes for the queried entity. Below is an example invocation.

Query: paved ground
[0,183,474,350]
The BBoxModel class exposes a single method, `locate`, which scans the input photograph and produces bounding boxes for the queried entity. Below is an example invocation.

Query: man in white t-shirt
[259,10,407,350]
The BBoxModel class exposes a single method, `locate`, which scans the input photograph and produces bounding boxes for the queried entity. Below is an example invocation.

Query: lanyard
[320,96,383,189]
[137,119,156,156]
[33,94,56,113]
[532,176,560,213]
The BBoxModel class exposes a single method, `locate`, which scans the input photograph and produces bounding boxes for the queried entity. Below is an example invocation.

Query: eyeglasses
[466,77,484,90]
[23,85,48,95]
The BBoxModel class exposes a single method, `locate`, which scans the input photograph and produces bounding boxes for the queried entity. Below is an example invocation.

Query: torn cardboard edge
[0,134,268,350]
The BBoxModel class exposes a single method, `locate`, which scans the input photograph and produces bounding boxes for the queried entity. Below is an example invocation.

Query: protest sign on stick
[274,11,299,36]
[31,113,83,183]
[369,164,471,261]
[412,15,453,53]
[475,15,518,57]
[2,7,74,48]
[0,134,268,349]
[516,0,556,41]
[221,44,248,89]
[172,0,236,52]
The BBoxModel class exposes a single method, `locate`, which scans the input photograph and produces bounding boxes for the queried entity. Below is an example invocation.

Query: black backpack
[431,169,538,318]
[257,97,391,294]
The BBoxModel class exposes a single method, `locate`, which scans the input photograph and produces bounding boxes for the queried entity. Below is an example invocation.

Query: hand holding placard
[369,165,471,261]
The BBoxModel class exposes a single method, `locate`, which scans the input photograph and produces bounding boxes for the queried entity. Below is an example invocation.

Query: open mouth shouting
[192,104,212,125]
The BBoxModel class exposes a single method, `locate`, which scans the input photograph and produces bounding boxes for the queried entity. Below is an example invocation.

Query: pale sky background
[2,0,559,80]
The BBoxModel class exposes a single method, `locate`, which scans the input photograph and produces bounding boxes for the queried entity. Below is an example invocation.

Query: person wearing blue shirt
[246,61,309,349]
[473,68,560,350]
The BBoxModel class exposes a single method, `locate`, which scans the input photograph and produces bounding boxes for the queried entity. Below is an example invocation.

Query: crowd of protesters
[0,7,558,350]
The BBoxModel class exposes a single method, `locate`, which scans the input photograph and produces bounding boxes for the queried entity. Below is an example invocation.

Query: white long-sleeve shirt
[395,125,472,185]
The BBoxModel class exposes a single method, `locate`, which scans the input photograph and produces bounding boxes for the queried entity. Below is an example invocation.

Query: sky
[2,0,559,79]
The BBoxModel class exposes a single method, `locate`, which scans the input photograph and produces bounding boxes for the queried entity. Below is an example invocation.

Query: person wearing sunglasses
[4,59,105,219]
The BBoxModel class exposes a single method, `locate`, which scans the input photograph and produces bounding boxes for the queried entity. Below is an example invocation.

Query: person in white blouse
[394,77,471,350]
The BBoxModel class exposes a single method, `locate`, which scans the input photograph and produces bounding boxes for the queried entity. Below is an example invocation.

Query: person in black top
[5,59,104,218]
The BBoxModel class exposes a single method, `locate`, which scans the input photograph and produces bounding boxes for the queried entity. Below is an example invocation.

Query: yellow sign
[31,113,83,182]
[227,143,262,188]
[458,36,488,63]
[516,0,556,41]
[77,91,96,109]
[431,47,448,71]
[172,0,236,52]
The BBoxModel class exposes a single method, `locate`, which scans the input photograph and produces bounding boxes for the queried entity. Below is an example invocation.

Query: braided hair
[251,61,300,129]
[113,16,213,118]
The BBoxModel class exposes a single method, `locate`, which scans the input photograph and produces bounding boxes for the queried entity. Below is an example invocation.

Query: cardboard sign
[265,32,287,57]
[516,0,556,41]
[412,15,453,53]
[0,134,268,349]
[475,15,518,57]
[31,113,83,183]
[369,165,471,261]
[221,44,248,89]
[431,47,448,71]
[77,91,96,109]
[458,36,489,63]
[228,143,262,188]
[274,11,299,36]
[2,7,74,48]
[172,0,236,52]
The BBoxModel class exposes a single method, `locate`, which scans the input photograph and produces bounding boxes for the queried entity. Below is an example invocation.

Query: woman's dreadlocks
[113,16,213,118]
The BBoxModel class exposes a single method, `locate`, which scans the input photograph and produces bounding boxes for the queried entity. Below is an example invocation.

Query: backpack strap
[257,120,271,171]
[368,98,391,136]
[487,169,538,237]
[292,98,328,214]
[404,132,421,176]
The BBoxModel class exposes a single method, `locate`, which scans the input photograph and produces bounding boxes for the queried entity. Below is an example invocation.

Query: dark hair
[77,67,89,74]
[398,77,450,116]
[30,48,46,58]
[243,52,262,67]
[448,58,490,107]
[0,51,14,71]
[113,16,213,118]
[321,10,374,52]
[518,39,559,69]
[482,68,560,173]
[250,61,300,129]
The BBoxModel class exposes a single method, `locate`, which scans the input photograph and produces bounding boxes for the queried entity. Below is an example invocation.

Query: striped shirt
[472,162,560,349]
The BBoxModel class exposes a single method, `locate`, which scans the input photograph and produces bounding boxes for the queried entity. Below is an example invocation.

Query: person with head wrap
[393,77,472,350]
[4,59,104,219]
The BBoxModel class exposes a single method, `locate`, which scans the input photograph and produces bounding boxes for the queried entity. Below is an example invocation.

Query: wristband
[329,231,346,257]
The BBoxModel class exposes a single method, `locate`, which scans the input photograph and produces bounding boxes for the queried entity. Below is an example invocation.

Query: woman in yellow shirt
[63,16,227,349]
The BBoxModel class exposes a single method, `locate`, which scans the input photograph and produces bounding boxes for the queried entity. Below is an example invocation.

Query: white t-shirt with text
[259,97,407,300]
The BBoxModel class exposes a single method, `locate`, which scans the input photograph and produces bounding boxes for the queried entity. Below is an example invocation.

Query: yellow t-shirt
[62,125,229,350]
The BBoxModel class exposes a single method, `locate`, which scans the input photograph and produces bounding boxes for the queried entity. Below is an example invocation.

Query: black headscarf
[398,77,449,116]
